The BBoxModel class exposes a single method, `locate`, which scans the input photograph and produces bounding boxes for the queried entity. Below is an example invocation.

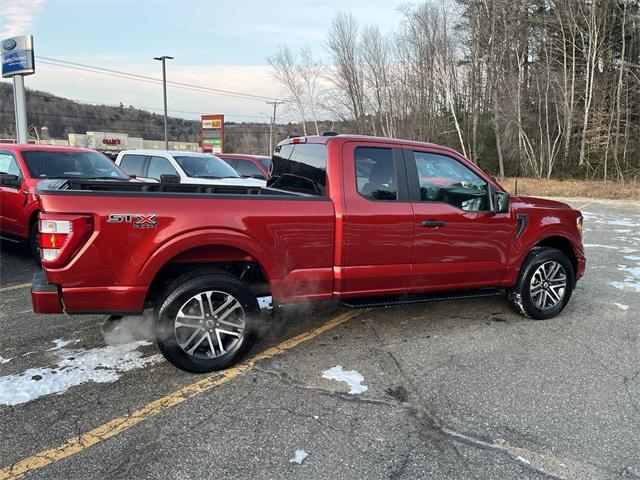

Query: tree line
[268,1,640,181]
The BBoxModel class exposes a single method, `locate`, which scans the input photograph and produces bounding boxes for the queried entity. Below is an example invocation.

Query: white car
[114,150,267,187]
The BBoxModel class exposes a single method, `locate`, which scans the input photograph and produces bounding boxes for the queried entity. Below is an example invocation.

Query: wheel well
[533,236,578,275]
[144,245,270,307]
[29,210,39,232]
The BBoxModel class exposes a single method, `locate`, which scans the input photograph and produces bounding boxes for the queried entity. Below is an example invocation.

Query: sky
[0,0,413,123]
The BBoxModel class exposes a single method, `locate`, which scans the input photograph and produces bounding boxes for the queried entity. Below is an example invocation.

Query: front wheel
[507,247,575,320]
[155,272,259,373]
[29,224,41,265]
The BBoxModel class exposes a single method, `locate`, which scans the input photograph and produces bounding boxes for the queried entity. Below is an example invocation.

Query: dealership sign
[102,138,122,145]
[1,35,35,78]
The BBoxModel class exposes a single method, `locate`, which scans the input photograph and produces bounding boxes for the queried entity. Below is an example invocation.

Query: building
[37,131,199,152]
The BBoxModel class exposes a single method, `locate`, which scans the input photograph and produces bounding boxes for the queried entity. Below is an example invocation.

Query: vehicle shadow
[0,239,37,287]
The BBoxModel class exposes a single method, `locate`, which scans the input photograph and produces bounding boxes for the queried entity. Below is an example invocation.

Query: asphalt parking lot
[1,197,639,480]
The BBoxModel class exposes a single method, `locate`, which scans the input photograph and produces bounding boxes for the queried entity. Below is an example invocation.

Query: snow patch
[257,295,273,310]
[0,356,12,365]
[614,303,629,311]
[322,365,368,394]
[289,449,309,464]
[613,265,640,293]
[609,219,636,227]
[47,339,79,351]
[517,456,531,465]
[0,341,163,406]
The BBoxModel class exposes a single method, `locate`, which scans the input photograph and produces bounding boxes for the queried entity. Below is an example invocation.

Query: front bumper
[31,271,63,314]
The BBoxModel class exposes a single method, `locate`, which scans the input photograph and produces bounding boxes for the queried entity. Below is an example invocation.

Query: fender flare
[138,228,278,285]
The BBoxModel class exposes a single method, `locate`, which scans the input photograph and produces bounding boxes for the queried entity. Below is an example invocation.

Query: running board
[341,289,504,309]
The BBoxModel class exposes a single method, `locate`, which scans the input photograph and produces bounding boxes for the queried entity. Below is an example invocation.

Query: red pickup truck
[31,134,585,373]
[0,144,131,259]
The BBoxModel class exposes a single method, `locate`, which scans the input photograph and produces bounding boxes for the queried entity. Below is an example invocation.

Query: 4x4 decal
[107,213,158,229]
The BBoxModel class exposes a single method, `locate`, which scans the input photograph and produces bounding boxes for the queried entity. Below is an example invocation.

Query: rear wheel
[507,247,574,320]
[155,271,258,373]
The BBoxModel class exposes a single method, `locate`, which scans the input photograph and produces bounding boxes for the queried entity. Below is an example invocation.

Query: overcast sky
[1,0,413,123]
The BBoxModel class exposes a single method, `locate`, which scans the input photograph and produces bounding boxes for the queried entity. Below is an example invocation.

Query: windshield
[174,154,240,179]
[22,150,129,180]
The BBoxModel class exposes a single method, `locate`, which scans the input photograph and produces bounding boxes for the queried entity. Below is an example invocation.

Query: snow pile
[0,356,12,365]
[289,449,309,464]
[614,303,629,311]
[322,365,368,394]
[0,340,163,406]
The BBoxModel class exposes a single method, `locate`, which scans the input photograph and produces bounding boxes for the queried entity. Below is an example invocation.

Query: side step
[341,288,504,309]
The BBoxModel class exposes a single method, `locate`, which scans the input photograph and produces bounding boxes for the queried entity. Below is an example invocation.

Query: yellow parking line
[0,283,31,293]
[0,310,361,480]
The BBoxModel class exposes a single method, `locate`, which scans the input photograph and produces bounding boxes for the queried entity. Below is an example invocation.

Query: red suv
[0,144,130,258]
[217,154,271,180]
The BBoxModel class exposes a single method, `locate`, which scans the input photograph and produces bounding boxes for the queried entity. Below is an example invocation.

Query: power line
[36,56,289,104]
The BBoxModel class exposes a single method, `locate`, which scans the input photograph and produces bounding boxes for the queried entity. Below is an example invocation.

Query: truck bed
[36,179,311,199]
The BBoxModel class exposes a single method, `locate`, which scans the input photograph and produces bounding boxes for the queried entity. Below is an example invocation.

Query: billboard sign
[1,35,35,78]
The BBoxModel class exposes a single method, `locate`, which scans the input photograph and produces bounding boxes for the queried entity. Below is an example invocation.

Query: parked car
[0,144,131,258]
[115,150,266,187]
[217,154,271,181]
[31,134,585,373]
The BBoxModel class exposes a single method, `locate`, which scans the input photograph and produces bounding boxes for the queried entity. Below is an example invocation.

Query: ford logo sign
[3,39,17,51]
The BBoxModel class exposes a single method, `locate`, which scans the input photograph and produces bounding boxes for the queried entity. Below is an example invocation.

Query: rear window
[22,150,129,180]
[268,143,327,195]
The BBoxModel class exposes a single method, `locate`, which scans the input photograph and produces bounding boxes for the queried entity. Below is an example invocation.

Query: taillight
[39,214,93,267]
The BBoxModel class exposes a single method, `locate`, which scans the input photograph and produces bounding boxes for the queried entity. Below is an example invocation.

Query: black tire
[29,223,41,265]
[155,271,259,373]
[507,247,575,320]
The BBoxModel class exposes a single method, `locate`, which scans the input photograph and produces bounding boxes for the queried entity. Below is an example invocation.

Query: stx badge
[107,213,158,229]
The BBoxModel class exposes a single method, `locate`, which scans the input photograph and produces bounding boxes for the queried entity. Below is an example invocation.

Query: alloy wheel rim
[174,290,245,360]
[530,261,567,310]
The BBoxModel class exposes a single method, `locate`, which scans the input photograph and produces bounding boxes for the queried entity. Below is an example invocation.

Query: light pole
[154,55,173,150]
[266,100,285,155]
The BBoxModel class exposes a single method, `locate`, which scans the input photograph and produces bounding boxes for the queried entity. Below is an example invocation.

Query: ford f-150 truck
[31,134,585,373]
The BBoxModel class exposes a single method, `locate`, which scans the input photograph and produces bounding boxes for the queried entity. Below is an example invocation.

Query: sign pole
[13,75,28,144]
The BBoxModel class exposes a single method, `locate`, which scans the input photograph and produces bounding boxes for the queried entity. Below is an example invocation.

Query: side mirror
[160,174,180,184]
[488,184,509,213]
[0,174,21,189]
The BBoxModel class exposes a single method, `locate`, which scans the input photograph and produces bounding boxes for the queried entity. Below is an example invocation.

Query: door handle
[421,220,445,228]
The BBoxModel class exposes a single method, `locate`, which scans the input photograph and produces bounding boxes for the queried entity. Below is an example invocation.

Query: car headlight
[577,216,583,235]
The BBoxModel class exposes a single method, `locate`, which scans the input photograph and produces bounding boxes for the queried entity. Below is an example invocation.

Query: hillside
[0,83,302,154]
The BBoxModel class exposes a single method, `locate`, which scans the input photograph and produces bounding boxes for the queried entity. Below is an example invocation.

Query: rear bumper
[31,271,63,314]
[31,272,146,315]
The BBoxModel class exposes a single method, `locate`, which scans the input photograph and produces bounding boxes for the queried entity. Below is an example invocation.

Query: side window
[119,154,145,177]
[220,157,238,169]
[236,160,265,180]
[268,143,327,196]
[355,147,397,201]
[147,156,178,181]
[412,151,488,211]
[0,153,20,177]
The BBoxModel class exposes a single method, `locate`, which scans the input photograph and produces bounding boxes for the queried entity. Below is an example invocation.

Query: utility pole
[154,55,173,150]
[266,100,285,154]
